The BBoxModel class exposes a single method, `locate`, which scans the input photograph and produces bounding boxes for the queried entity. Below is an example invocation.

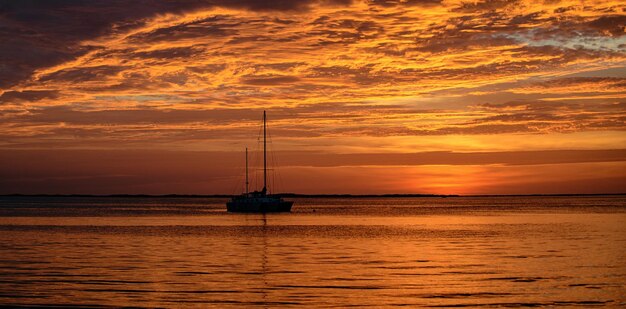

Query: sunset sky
[1,0,625,195]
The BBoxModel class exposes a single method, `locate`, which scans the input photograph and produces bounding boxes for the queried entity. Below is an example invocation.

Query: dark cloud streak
[0,0,353,89]
[0,90,58,104]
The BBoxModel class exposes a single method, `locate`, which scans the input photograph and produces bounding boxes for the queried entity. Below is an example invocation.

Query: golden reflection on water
[0,197,624,307]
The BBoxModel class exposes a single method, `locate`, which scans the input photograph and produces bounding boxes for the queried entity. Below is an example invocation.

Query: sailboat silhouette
[226,111,294,212]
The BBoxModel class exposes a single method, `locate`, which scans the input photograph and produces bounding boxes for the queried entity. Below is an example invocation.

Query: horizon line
[1,193,625,198]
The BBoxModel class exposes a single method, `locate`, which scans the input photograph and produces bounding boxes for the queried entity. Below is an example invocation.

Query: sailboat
[226,111,294,213]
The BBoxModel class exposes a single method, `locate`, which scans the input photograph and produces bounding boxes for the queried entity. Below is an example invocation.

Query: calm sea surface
[0,196,624,307]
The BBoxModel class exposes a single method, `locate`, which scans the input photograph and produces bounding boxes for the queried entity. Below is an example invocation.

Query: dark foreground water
[0,196,624,307]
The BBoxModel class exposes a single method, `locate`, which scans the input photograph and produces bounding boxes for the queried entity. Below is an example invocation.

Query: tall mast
[245,147,249,194]
[263,110,267,194]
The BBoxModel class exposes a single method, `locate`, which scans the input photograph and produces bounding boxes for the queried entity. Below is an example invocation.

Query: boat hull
[226,200,293,213]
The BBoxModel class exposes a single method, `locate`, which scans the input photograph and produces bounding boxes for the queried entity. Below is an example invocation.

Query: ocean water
[0,196,624,307]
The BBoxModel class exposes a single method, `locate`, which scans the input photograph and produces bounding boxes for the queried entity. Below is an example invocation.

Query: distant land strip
[1,193,625,198]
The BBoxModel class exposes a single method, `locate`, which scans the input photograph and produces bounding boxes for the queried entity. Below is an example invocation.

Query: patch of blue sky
[498,29,626,51]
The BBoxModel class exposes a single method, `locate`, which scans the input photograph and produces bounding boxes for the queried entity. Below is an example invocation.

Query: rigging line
[267,123,285,194]
[271,135,277,193]
[265,111,277,194]
[251,115,263,192]
[274,144,286,195]
[267,122,272,194]
[233,167,245,195]
[267,119,277,194]
[268,126,278,192]
[254,136,261,191]
[239,150,248,194]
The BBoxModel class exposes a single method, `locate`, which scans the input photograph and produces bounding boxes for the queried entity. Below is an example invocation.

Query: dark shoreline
[1,193,624,198]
